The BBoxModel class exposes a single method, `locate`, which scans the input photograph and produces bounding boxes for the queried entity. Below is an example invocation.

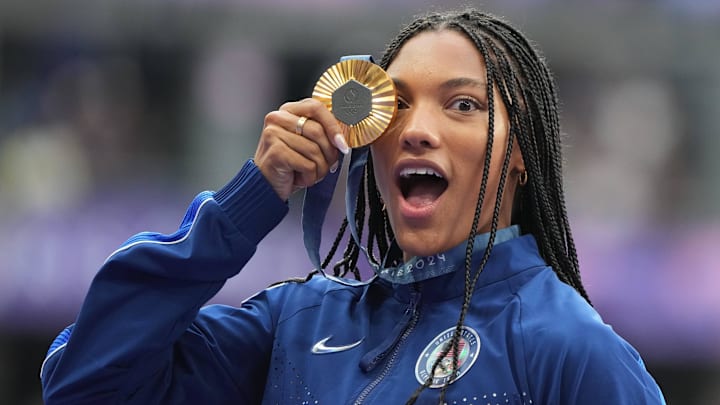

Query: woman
[41,9,666,404]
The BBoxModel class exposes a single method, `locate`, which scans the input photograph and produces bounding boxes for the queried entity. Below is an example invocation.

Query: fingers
[254,98,349,200]
[264,109,336,180]
[280,98,350,155]
[284,111,338,172]
[279,120,335,182]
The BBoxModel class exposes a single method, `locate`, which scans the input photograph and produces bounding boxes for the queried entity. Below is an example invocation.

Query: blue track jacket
[40,160,666,404]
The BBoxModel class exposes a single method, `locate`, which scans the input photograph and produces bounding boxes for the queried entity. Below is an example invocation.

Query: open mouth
[398,168,449,207]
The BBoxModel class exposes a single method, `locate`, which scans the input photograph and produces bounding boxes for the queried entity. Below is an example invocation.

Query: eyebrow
[392,77,488,92]
[441,77,487,90]
[392,78,409,92]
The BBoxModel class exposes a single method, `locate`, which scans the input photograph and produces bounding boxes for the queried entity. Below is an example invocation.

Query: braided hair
[319,8,591,404]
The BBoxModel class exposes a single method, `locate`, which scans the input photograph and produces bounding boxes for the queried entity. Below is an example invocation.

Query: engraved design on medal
[332,79,372,126]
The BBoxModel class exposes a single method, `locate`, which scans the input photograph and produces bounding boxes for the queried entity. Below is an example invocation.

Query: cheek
[370,150,392,196]
[455,135,488,172]
[493,119,510,148]
[373,167,390,196]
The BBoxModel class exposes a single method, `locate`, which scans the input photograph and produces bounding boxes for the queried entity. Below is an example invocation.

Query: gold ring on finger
[296,116,309,135]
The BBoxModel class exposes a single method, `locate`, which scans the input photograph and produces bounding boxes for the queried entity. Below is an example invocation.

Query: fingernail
[334,133,350,155]
[330,161,339,173]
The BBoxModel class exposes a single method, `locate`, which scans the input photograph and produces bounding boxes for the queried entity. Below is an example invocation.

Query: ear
[509,139,526,225]
[510,136,526,185]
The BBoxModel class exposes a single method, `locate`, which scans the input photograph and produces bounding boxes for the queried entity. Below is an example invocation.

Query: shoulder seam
[103,196,214,263]
[39,342,67,380]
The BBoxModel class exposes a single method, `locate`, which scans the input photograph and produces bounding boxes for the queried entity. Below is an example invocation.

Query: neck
[379,225,521,285]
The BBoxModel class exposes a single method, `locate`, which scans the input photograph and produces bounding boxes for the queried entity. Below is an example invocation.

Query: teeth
[399,167,443,178]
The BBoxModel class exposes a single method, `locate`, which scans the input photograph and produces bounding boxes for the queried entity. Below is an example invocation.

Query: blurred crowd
[0,1,718,404]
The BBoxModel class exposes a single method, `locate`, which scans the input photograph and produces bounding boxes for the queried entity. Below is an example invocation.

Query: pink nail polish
[334,134,350,155]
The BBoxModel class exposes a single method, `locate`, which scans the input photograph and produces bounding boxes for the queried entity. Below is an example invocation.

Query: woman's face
[371,29,523,260]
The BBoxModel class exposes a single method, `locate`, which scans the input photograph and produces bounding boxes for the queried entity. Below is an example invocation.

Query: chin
[396,232,454,260]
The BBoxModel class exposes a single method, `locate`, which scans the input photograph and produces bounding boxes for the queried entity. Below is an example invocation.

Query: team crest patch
[415,326,480,388]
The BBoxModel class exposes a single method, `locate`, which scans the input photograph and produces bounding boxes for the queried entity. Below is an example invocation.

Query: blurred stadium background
[1,0,719,403]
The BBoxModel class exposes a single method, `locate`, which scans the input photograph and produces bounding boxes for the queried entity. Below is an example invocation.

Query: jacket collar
[378,232,547,303]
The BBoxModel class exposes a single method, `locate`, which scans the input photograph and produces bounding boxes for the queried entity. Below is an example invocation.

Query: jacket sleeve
[40,160,289,405]
[521,274,667,405]
[532,321,666,404]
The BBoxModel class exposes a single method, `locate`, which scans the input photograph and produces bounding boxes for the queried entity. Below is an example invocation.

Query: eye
[397,97,410,110]
[448,97,482,112]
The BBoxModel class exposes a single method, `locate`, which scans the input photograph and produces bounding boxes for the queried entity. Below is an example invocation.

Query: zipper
[353,291,420,404]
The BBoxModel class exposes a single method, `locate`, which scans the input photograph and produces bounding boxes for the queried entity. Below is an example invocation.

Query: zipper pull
[359,290,420,372]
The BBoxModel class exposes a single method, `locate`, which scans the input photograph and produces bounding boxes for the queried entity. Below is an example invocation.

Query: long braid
[328,165,366,278]
[321,218,349,270]
[439,24,500,403]
[472,12,588,298]
[366,156,390,266]
[406,24,500,404]
[500,34,567,273]
[440,54,508,405]
[435,22,525,403]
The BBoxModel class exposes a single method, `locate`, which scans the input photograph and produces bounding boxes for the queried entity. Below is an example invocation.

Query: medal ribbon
[301,55,375,276]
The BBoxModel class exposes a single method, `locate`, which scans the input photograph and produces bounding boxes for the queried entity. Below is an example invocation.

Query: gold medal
[312,58,397,148]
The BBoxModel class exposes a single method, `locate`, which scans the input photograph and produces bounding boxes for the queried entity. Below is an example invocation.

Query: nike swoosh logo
[311,336,364,354]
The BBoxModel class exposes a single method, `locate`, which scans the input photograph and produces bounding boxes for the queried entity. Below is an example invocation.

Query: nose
[398,107,440,151]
